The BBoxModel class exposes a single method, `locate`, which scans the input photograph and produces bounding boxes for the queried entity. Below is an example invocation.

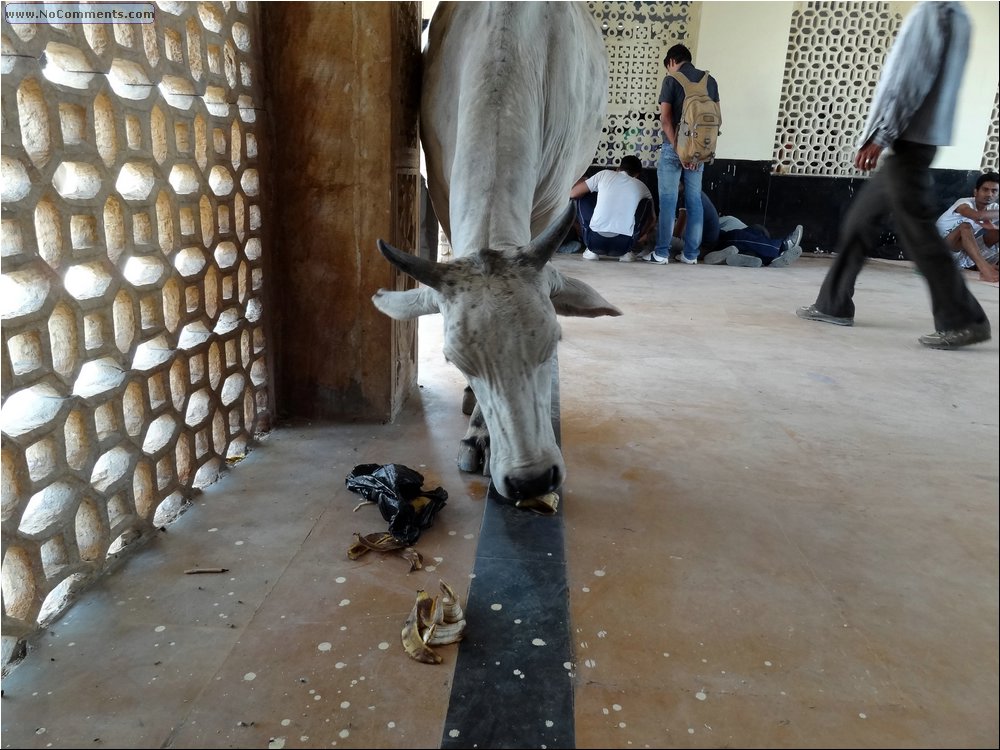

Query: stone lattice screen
[587,1,698,169]
[772,1,903,176]
[774,2,998,175]
[982,87,999,172]
[1,1,269,669]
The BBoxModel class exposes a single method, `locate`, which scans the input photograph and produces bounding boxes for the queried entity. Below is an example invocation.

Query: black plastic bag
[345,463,448,545]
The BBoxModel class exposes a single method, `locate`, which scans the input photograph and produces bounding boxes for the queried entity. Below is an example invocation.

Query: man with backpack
[649,44,721,266]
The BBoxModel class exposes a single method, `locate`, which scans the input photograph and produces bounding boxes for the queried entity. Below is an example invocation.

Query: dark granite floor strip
[440,358,574,749]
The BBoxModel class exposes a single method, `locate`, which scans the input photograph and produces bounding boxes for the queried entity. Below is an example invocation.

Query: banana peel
[401,589,441,664]
[347,531,400,556]
[401,580,467,663]
[515,492,560,515]
[427,579,467,646]
[347,531,423,571]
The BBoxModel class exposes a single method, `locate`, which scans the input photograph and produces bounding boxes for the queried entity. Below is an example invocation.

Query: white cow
[373,1,620,501]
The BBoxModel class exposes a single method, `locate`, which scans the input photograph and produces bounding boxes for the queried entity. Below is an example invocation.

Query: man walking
[796,1,991,349]
[650,44,720,265]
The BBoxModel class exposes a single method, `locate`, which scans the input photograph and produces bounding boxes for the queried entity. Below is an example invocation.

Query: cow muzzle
[497,463,563,501]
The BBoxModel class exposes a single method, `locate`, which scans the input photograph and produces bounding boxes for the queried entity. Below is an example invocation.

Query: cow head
[372,204,621,501]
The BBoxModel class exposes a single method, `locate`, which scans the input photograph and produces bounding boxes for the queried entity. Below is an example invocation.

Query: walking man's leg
[807,169,891,321]
[883,141,990,341]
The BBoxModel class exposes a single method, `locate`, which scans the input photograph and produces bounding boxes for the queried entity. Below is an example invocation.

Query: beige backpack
[668,69,722,164]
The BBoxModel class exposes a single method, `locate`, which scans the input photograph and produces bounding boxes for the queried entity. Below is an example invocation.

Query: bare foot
[979,268,999,283]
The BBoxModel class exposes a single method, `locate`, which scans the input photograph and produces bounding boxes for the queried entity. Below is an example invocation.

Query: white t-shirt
[585,170,652,236]
[936,197,999,268]
[936,197,997,236]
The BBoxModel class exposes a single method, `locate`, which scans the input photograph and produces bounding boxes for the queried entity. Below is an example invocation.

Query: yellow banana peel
[400,580,467,662]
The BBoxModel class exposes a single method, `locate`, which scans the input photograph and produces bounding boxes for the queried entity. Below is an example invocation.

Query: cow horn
[377,240,447,289]
[522,203,576,270]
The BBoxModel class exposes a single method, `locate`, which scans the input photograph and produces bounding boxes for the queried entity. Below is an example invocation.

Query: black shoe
[795,304,854,327]
[918,322,991,350]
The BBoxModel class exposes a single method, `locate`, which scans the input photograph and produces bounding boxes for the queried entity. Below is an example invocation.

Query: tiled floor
[2,254,998,749]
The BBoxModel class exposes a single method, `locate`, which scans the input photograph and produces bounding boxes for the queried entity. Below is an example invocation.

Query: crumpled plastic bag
[345,463,448,545]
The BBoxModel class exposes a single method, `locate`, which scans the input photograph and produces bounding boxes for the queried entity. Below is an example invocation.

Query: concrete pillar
[261,1,421,421]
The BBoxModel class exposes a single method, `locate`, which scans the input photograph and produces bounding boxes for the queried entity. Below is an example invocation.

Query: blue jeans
[575,193,652,257]
[720,228,783,261]
[655,144,704,261]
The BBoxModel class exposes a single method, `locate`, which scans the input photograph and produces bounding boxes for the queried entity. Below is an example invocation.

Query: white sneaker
[582,249,600,261]
[677,254,698,265]
[704,245,738,265]
[645,252,669,265]
[784,224,803,252]
[727,253,763,267]
[771,244,803,268]
[619,251,640,262]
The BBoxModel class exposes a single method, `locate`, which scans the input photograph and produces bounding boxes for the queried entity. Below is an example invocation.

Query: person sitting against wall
[697,190,804,267]
[570,155,657,262]
[935,171,999,283]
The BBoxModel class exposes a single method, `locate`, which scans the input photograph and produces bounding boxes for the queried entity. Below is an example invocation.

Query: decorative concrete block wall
[1,2,269,669]
[588,0,699,169]
[983,89,999,172]
[772,1,902,176]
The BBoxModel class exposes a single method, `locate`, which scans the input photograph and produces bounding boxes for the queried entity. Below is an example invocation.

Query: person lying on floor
[699,191,803,267]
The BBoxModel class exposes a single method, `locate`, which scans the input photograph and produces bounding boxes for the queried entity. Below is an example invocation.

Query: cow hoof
[461,387,476,416]
[457,440,483,473]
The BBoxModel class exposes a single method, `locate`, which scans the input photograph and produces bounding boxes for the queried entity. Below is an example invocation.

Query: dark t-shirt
[658,62,721,129]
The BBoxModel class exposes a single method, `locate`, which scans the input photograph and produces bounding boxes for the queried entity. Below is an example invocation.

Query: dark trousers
[815,140,988,331]
[719,227,783,262]
[575,193,651,257]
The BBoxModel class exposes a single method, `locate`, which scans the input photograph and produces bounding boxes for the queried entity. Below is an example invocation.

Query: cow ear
[522,203,576,270]
[372,286,440,320]
[546,267,622,318]
[377,239,447,290]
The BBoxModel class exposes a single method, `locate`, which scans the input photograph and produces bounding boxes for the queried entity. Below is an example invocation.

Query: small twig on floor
[184,567,229,574]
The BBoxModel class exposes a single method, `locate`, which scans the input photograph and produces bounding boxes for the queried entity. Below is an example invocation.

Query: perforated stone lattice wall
[1,2,269,667]
[772,1,902,176]
[588,1,697,169]
[982,87,999,173]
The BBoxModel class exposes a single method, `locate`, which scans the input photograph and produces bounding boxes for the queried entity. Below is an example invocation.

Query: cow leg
[457,403,490,476]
